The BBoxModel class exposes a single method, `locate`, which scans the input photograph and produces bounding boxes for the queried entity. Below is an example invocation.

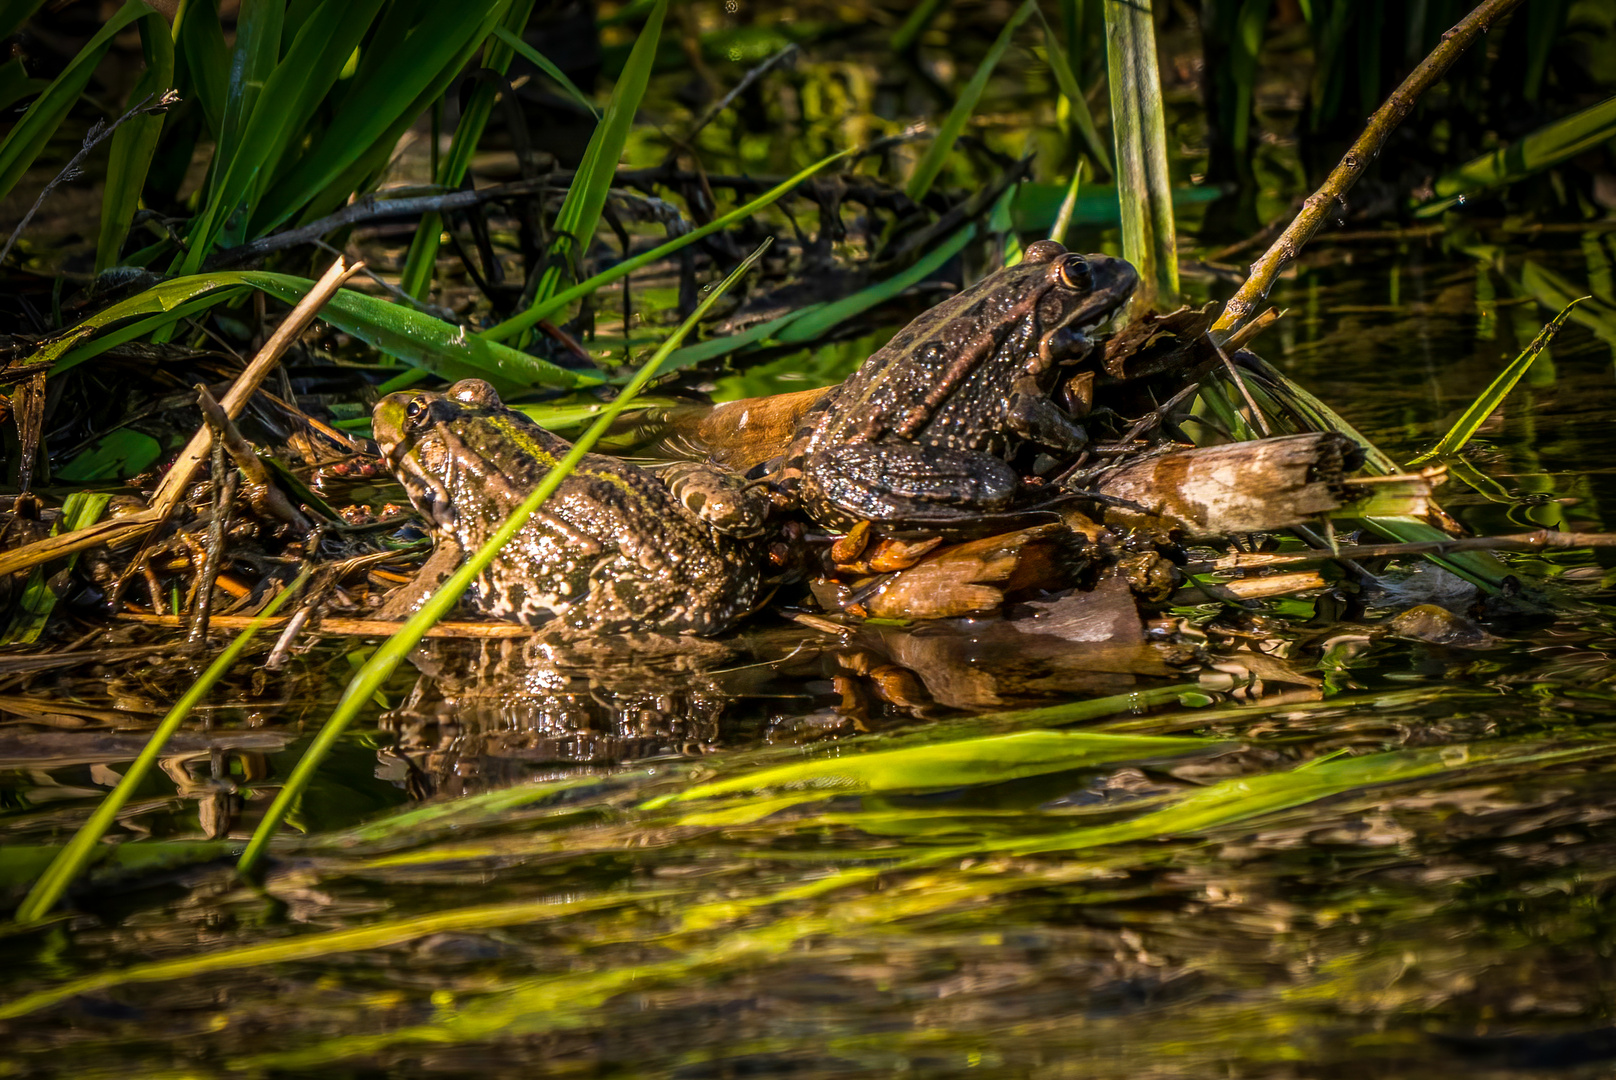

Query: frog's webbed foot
[1006,376,1087,454]
[802,443,1019,529]
[658,461,772,539]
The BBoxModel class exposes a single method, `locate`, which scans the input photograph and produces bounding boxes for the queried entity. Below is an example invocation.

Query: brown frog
[768,241,1137,532]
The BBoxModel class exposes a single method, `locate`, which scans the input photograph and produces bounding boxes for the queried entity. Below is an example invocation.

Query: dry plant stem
[196,386,312,530]
[1212,0,1527,336]
[117,614,536,638]
[0,258,362,580]
[0,90,179,268]
[1212,338,1273,437]
[188,433,234,644]
[1195,530,1616,572]
[675,43,799,152]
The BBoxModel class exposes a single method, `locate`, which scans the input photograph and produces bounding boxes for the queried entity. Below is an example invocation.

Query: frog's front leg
[1006,373,1087,453]
[659,461,771,538]
[802,443,1019,529]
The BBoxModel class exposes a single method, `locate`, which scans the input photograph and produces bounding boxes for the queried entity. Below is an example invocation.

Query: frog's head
[1017,240,1138,367]
[372,379,507,530]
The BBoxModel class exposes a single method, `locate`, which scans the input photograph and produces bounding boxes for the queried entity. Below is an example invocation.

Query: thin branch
[1212,0,1527,336]
[0,90,180,268]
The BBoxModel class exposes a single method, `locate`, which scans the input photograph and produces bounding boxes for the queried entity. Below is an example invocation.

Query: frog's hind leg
[802,443,1019,530]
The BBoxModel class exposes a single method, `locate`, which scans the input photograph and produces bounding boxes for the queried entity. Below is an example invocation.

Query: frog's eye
[404,398,430,424]
[1058,254,1093,292]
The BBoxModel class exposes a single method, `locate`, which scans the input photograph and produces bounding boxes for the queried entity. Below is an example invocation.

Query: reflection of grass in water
[10,685,1614,1074]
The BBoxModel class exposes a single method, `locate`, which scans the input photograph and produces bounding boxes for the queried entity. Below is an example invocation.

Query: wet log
[1092,432,1363,538]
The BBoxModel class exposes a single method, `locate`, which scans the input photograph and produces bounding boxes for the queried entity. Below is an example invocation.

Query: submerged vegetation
[0,0,1615,1074]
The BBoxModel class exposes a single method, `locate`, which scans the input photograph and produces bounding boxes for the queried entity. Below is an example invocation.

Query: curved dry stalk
[1213,0,1528,336]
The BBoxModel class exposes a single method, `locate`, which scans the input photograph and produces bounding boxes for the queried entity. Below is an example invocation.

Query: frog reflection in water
[372,379,766,635]
[769,241,1138,532]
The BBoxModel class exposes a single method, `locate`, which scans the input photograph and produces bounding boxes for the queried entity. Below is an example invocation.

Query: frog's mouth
[381,435,459,532]
[1064,253,1138,332]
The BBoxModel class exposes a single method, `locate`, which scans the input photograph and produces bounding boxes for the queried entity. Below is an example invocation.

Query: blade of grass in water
[235,238,772,878]
[14,570,310,924]
[1417,94,1616,217]
[512,0,667,328]
[905,0,1034,204]
[1407,297,1586,465]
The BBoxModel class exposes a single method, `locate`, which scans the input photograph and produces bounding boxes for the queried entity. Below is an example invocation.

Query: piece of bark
[1091,433,1364,538]
[862,523,1079,619]
[640,385,833,471]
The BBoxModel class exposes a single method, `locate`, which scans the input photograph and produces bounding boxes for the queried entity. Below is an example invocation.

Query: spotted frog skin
[373,379,762,636]
[770,242,1138,531]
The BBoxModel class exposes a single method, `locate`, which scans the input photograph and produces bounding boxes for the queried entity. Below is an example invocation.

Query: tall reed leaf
[0,0,164,203]
[484,147,852,344]
[180,0,388,270]
[516,0,667,324]
[398,0,545,300]
[255,0,510,235]
[1102,0,1178,308]
[95,15,174,272]
[1407,297,1586,465]
[14,570,310,923]
[235,239,771,877]
[905,0,1034,204]
[1033,6,1113,176]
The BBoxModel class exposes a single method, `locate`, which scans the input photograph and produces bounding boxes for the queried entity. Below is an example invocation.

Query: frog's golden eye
[404,398,429,424]
[1058,254,1093,292]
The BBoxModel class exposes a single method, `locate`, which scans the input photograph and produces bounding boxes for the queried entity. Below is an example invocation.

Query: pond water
[4,231,1616,1077]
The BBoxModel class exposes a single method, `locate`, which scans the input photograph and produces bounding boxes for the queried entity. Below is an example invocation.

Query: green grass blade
[518,0,667,317]
[252,0,509,235]
[234,239,771,878]
[493,24,598,118]
[13,569,309,924]
[905,0,1034,203]
[181,0,387,270]
[890,0,951,52]
[1102,0,1178,307]
[174,0,229,139]
[0,0,44,41]
[483,147,853,344]
[95,13,174,272]
[0,0,156,203]
[1033,5,1113,175]
[30,272,600,390]
[1407,297,1586,465]
[0,492,110,646]
[1417,93,1616,217]
[397,0,541,299]
[1049,161,1084,244]
[207,0,282,197]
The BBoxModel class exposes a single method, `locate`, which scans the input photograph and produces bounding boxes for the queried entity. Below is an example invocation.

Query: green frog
[372,379,765,636]
[769,241,1138,532]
